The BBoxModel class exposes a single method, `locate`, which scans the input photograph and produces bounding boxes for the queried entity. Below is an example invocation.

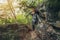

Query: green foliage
[46,0,60,12]
[18,0,44,11]
[16,14,32,24]
[0,0,44,25]
[16,14,27,24]
[0,14,32,24]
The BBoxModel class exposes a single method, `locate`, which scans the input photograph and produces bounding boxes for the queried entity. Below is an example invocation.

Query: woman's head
[30,8,36,14]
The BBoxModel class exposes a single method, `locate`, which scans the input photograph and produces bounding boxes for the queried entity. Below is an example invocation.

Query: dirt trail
[0,23,59,40]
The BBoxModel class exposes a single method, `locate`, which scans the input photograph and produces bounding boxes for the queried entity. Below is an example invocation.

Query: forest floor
[0,23,60,40]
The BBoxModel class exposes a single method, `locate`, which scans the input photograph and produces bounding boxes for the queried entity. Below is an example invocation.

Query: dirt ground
[0,23,60,40]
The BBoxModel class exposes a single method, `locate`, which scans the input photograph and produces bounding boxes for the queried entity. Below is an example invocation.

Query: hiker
[30,8,41,30]
[31,8,40,31]
[26,7,40,31]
